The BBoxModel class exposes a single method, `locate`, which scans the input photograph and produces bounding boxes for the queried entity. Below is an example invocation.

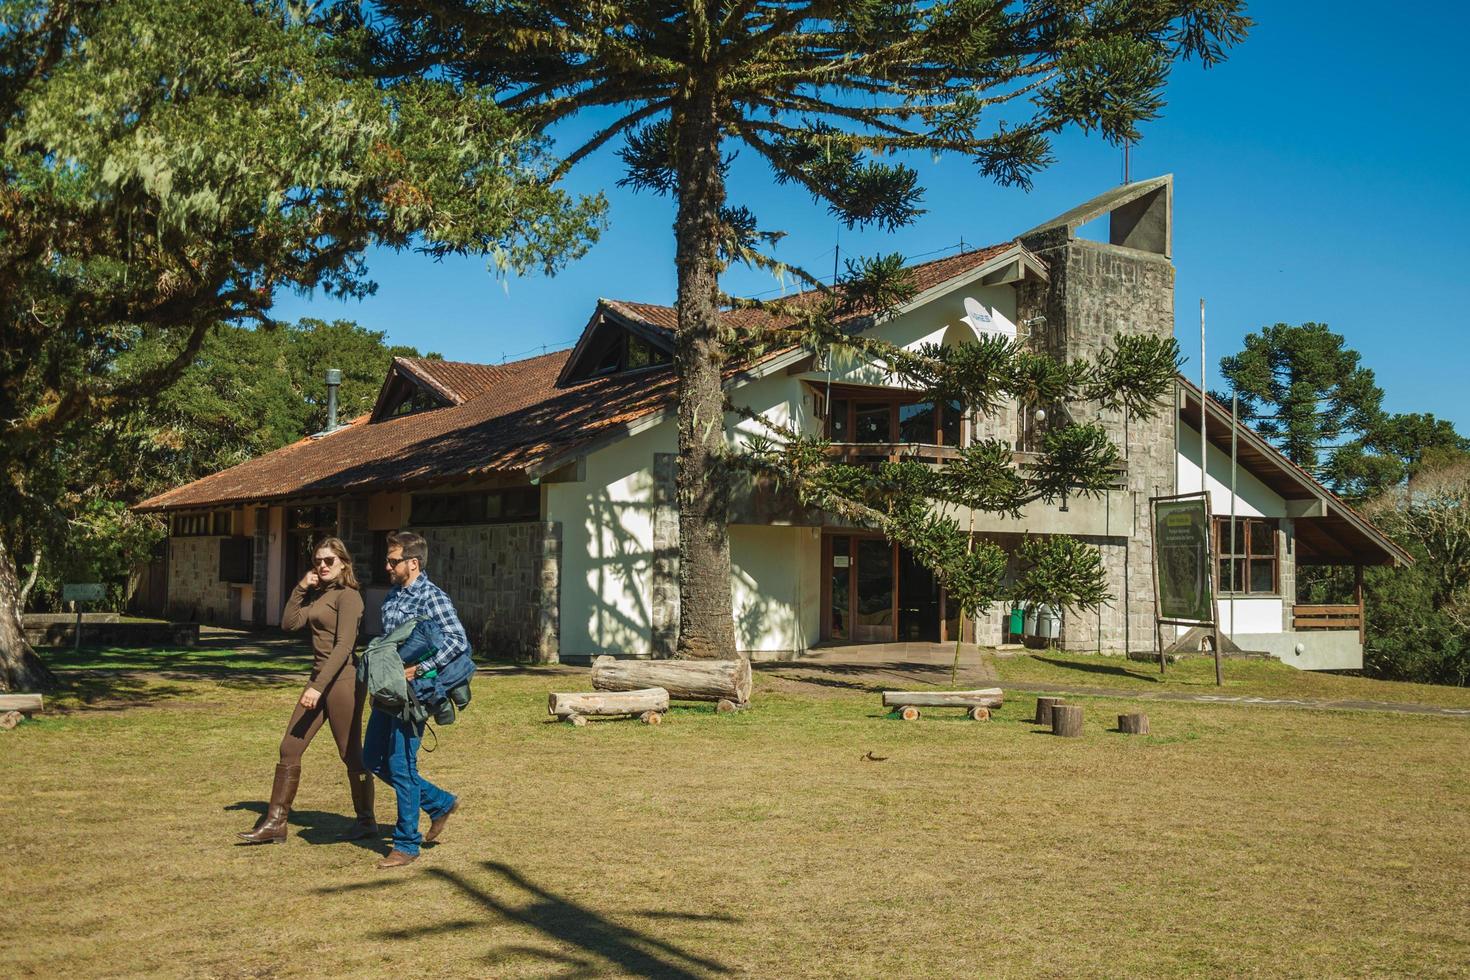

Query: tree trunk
[0,537,56,693]
[547,687,670,718]
[591,654,751,704]
[670,74,736,661]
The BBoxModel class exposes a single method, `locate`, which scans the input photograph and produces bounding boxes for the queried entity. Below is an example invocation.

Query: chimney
[325,368,342,431]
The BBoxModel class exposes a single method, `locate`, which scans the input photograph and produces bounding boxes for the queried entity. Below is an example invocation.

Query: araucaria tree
[356,0,1249,659]
[0,0,603,691]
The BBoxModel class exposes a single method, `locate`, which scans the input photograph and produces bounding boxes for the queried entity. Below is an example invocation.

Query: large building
[136,177,1408,668]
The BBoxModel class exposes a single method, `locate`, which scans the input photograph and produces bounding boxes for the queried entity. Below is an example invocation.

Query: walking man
[363,531,466,869]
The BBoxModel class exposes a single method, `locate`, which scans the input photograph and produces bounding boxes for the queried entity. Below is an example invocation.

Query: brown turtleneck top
[282,582,365,691]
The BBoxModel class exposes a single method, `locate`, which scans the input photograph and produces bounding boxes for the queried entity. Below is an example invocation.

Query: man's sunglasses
[385,556,415,568]
[313,556,338,568]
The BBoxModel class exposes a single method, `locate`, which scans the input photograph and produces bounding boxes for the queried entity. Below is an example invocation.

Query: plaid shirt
[380,573,469,675]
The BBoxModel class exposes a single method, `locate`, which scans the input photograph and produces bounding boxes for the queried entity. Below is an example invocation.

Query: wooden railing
[1293,604,1362,633]
[826,443,962,465]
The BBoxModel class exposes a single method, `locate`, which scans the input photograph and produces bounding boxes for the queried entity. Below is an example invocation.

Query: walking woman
[238,537,373,844]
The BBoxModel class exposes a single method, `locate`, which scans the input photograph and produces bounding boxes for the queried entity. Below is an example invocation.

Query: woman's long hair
[312,536,360,591]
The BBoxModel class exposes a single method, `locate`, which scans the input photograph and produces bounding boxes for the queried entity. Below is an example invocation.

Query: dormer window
[371,359,455,422]
[560,308,675,384]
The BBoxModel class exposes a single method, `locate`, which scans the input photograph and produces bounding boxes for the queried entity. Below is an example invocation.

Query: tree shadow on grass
[224,800,386,853]
[47,671,196,712]
[1032,656,1161,684]
[320,860,737,978]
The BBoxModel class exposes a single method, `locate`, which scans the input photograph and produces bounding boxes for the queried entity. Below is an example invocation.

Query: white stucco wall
[1175,422,1285,518]
[1215,597,1284,634]
[730,525,821,655]
[546,422,675,658]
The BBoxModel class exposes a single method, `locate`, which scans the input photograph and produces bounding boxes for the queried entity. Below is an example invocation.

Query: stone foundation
[410,521,561,663]
[166,537,237,624]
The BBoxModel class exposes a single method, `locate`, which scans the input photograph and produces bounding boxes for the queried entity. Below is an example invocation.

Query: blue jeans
[362,707,456,856]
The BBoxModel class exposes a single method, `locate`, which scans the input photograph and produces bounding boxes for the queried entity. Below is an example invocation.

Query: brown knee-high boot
[341,769,377,840]
[238,764,300,844]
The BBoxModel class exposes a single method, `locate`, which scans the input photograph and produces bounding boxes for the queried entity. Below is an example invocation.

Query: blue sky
[273,2,1470,429]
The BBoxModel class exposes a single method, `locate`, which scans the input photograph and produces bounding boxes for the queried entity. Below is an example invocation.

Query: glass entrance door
[824,534,955,644]
[853,538,896,642]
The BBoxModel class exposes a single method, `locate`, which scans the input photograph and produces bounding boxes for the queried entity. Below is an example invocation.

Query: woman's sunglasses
[313,556,338,568]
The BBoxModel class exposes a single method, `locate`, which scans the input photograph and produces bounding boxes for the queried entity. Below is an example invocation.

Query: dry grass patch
[994,649,1470,708]
[2,664,1467,977]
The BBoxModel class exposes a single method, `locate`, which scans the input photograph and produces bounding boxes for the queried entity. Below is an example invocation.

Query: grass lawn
[3,655,1468,977]
[993,649,1470,709]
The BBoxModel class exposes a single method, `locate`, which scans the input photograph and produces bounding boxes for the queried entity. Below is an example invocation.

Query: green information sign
[1151,496,1214,624]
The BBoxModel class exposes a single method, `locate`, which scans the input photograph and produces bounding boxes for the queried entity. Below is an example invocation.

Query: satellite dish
[960,296,1017,341]
[961,296,992,328]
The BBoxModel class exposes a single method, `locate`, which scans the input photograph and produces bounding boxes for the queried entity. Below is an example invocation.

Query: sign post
[62,583,105,651]
[1149,492,1224,685]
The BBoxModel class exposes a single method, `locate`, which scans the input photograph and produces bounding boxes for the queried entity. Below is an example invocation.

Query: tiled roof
[135,350,678,511]
[137,241,1029,512]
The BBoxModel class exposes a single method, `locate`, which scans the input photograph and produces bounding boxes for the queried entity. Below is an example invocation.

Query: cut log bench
[0,694,44,731]
[591,655,752,708]
[548,688,669,726]
[882,689,1003,722]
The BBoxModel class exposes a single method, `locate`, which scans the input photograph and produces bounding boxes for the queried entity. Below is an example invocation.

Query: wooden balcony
[1293,603,1364,641]
[825,442,961,465]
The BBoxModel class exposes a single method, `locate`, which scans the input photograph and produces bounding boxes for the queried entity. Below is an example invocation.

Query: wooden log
[591,656,751,704]
[880,688,1003,709]
[1118,713,1150,735]
[715,698,744,714]
[565,713,587,727]
[1033,696,1066,725]
[898,705,921,722]
[0,711,22,730]
[1051,705,1084,737]
[548,687,670,719]
[968,706,991,722]
[639,710,663,726]
[0,694,43,714]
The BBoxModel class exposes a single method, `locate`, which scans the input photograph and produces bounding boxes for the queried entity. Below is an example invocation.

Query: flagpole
[1200,299,1207,494]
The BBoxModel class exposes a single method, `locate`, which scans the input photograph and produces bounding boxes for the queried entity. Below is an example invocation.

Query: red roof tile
[137,241,1030,512]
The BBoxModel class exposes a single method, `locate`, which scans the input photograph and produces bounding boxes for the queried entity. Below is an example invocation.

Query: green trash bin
[1008,605,1025,638]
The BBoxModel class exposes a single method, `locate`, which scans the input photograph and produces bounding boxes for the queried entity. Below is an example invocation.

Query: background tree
[0,0,603,691]
[357,0,1250,659]
[13,320,435,616]
[1359,459,1470,686]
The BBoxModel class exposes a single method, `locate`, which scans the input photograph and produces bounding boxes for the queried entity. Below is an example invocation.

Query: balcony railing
[1293,603,1363,640]
[825,442,961,465]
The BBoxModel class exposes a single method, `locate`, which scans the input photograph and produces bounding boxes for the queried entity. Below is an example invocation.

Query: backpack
[357,617,475,725]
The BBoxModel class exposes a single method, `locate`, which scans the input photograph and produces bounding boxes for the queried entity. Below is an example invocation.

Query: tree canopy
[0,0,603,690]
[355,0,1251,659]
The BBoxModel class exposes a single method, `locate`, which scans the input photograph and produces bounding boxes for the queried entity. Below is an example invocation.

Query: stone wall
[166,537,237,624]
[1278,518,1297,629]
[337,497,373,579]
[410,521,561,663]
[1018,232,1177,652]
[251,507,269,626]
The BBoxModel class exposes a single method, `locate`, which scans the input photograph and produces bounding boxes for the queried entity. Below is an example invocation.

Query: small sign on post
[62,583,105,651]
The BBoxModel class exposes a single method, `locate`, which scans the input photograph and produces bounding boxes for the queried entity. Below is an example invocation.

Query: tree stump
[968,706,991,722]
[1118,713,1150,735]
[565,713,587,727]
[639,710,663,726]
[0,710,21,730]
[898,705,921,722]
[1033,696,1066,725]
[716,698,745,713]
[1050,705,1083,737]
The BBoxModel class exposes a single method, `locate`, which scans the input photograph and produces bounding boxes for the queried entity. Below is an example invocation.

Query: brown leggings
[278,670,366,771]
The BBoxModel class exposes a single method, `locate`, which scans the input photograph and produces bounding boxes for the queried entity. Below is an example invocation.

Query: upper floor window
[409,487,540,527]
[1214,516,1278,595]
[824,394,963,447]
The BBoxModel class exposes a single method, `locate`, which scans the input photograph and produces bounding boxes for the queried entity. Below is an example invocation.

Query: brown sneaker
[376,849,418,869]
[425,799,461,844]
